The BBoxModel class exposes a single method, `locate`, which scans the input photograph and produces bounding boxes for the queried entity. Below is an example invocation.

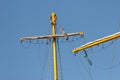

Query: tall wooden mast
[20,12,84,80]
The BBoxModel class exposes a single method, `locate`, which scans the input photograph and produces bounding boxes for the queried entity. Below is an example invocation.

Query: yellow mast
[20,12,84,80]
[72,32,120,53]
[50,12,58,80]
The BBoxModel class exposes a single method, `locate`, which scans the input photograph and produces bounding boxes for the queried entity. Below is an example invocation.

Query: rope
[92,39,120,70]
[78,55,94,80]
[57,17,63,30]
[107,39,118,80]
[45,43,53,80]
[108,49,116,80]
[21,40,31,48]
[40,44,49,80]
[57,38,64,80]
[116,18,120,32]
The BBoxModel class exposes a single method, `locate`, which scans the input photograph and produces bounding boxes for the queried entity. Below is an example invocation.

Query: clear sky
[0,0,120,80]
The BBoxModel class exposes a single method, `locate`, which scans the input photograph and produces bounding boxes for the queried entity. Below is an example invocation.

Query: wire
[116,18,120,32]
[107,48,115,80]
[56,17,64,80]
[108,49,116,80]
[78,55,94,80]
[58,36,84,45]
[40,44,49,80]
[41,28,52,80]
[91,39,120,70]
[57,38,64,80]
[45,43,53,80]
[21,40,31,48]
[57,17,63,29]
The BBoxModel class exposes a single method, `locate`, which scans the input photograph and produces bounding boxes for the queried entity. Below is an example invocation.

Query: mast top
[50,12,57,25]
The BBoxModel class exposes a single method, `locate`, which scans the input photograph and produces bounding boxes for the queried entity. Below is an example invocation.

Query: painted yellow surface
[51,13,58,80]
[73,32,120,53]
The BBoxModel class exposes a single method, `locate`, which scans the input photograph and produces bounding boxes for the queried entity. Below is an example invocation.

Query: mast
[50,12,58,80]
[20,12,84,80]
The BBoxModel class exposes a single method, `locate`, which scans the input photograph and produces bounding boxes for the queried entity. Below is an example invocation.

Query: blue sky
[0,0,120,80]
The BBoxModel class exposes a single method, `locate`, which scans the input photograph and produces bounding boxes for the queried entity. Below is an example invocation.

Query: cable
[57,17,63,29]
[108,24,120,80]
[116,18,120,32]
[108,48,116,80]
[78,53,94,80]
[38,27,52,80]
[21,40,31,48]
[92,39,120,70]
[40,44,49,80]
[57,38,64,80]
[45,43,53,80]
